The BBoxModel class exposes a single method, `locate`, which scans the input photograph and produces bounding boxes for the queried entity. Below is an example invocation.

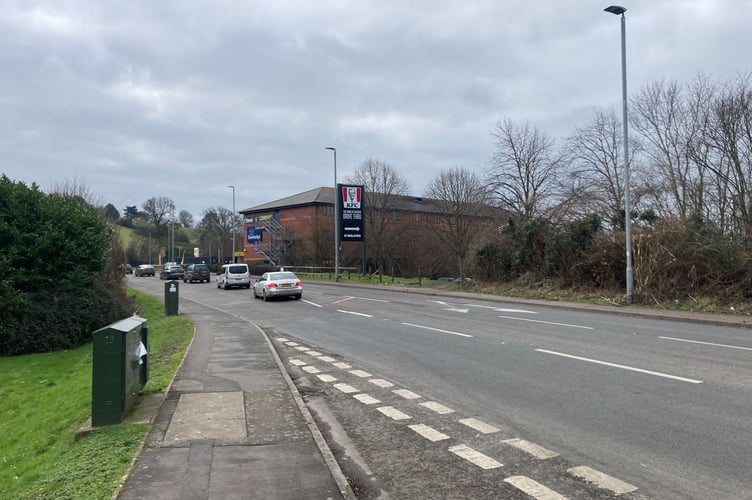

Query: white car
[217,263,251,289]
[253,271,303,301]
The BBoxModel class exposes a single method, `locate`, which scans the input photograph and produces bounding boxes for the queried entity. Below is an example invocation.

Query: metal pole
[228,185,236,263]
[326,147,340,281]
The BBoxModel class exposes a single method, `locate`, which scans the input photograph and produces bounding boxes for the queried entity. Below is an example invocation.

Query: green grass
[0,289,193,499]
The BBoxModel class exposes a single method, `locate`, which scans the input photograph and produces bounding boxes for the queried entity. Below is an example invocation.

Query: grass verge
[0,289,193,499]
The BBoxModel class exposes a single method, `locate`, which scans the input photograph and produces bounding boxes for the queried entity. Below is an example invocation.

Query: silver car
[252,271,303,301]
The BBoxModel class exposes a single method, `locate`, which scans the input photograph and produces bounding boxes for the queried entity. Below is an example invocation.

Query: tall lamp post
[228,185,236,264]
[605,5,634,304]
[325,147,340,282]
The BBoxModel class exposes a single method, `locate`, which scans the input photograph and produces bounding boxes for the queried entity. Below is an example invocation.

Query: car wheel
[252,287,258,299]
[262,289,268,301]
[295,294,302,300]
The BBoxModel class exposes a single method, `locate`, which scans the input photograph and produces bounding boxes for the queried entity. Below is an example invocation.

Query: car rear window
[228,265,247,274]
[270,272,298,280]
[194,265,208,270]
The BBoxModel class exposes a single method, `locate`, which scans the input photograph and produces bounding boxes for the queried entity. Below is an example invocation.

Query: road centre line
[536,349,704,384]
[401,322,473,338]
[499,315,593,330]
[337,310,373,317]
[659,336,752,352]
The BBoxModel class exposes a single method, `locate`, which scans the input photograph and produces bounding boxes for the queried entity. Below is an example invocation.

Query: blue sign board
[247,226,263,243]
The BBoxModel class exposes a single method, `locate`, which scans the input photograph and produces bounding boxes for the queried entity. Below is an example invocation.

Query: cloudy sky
[2,1,750,220]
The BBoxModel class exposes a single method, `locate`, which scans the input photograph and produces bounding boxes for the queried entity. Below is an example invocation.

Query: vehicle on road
[217,263,251,289]
[184,263,211,283]
[252,271,303,301]
[134,264,155,277]
[160,263,185,280]
[124,263,133,274]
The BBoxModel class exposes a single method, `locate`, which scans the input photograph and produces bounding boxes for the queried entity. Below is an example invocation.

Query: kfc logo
[342,186,362,209]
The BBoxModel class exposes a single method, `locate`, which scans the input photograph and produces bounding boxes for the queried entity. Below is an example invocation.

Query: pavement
[114,296,354,500]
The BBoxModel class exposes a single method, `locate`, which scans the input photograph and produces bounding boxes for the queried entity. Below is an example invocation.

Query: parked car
[216,263,251,289]
[124,263,133,274]
[160,263,185,280]
[134,264,155,277]
[184,263,211,283]
[253,271,303,301]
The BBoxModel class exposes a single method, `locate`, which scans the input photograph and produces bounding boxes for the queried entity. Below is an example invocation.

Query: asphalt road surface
[129,276,752,499]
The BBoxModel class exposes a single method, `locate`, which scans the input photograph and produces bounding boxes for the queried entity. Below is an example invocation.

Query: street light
[228,185,236,264]
[605,5,634,304]
[325,147,340,282]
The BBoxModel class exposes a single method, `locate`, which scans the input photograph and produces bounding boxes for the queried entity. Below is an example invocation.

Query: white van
[216,263,251,289]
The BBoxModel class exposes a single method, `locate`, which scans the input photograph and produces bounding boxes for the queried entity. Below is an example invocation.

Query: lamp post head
[325,147,336,152]
[604,5,626,15]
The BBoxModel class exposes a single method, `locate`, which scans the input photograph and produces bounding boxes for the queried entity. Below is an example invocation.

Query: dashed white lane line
[302,365,321,374]
[353,394,381,405]
[502,438,559,460]
[459,418,500,434]
[350,369,372,378]
[536,349,704,384]
[305,350,322,356]
[409,424,450,442]
[317,374,337,382]
[337,310,373,318]
[289,359,307,366]
[393,389,421,400]
[567,466,638,495]
[332,362,352,369]
[286,342,300,346]
[499,315,594,330]
[420,401,455,414]
[276,337,289,342]
[318,356,336,362]
[401,322,473,338]
[369,378,395,388]
[659,336,752,352]
[504,476,568,500]
[377,406,411,421]
[294,346,309,351]
[334,383,359,394]
[448,444,503,469]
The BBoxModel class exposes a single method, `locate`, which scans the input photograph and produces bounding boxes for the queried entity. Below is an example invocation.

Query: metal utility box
[91,315,149,426]
[165,280,179,316]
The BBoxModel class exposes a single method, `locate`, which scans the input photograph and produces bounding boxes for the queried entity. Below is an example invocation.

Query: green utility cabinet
[165,280,179,316]
[91,315,149,426]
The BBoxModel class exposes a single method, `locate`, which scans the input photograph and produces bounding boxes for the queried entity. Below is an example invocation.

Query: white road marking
[393,389,421,400]
[420,401,455,414]
[499,315,593,330]
[504,476,568,500]
[302,365,321,374]
[289,359,307,366]
[369,378,395,388]
[302,299,322,307]
[448,444,502,469]
[350,369,373,378]
[351,296,390,303]
[317,374,337,382]
[332,296,354,304]
[401,322,473,338]
[286,342,299,347]
[305,350,322,356]
[536,349,704,384]
[431,300,469,313]
[295,346,310,351]
[276,337,289,342]
[459,418,499,434]
[409,424,450,442]
[334,383,359,394]
[502,438,559,459]
[338,310,373,318]
[377,406,411,421]
[567,466,638,495]
[332,362,352,369]
[468,304,538,314]
[319,356,336,362]
[353,393,381,405]
[659,336,752,352]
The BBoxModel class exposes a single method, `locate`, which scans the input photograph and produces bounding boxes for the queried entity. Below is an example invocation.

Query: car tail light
[268,283,278,289]
[295,281,303,286]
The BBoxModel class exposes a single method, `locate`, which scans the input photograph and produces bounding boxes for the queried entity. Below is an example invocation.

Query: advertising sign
[247,226,263,243]
[338,184,365,242]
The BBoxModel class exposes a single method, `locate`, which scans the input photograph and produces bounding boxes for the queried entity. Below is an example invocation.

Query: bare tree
[425,167,492,281]
[178,209,194,228]
[142,196,175,244]
[49,175,101,206]
[345,158,410,279]
[487,118,564,220]
[198,207,237,261]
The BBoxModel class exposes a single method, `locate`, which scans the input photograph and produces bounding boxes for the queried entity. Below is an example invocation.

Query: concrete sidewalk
[116,299,353,500]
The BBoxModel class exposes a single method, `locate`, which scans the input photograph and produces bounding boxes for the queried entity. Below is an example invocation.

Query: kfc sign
[337,183,365,241]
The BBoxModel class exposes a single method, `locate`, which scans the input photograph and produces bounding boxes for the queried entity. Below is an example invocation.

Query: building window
[323,205,333,216]
[432,214,440,224]
[374,208,381,219]
[415,212,422,222]
[450,215,457,225]
[393,210,402,221]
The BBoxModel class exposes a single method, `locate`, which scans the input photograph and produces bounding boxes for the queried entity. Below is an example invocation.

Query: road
[129,276,752,499]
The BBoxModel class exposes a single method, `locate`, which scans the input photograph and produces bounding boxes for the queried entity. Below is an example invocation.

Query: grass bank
[0,289,193,499]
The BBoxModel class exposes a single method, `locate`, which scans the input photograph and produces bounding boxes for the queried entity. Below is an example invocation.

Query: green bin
[91,315,149,426]
[165,280,179,316]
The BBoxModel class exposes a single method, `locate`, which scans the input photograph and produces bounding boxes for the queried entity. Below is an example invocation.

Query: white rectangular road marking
[317,374,337,382]
[319,356,336,363]
[305,350,322,356]
[377,406,411,421]
[369,378,395,388]
[276,337,289,342]
[459,418,499,434]
[302,365,321,374]
[295,346,309,351]
[420,401,455,414]
[536,349,704,384]
[567,466,638,495]
[409,424,450,442]
[393,389,421,400]
[286,342,299,347]
[402,322,473,338]
[502,438,559,460]
[504,476,568,500]
[448,444,502,469]
[289,359,307,366]
[334,383,359,394]
[302,299,322,308]
[659,336,752,352]
[332,362,352,369]
[353,393,381,405]
[350,369,372,378]
[499,315,593,330]
[337,310,373,318]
